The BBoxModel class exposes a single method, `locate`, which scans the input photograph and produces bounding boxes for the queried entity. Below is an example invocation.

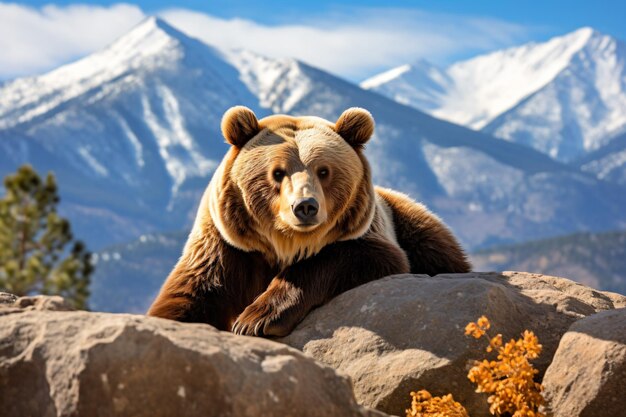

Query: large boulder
[542,309,626,417]
[280,272,626,417]
[3,272,623,417]
[0,297,387,417]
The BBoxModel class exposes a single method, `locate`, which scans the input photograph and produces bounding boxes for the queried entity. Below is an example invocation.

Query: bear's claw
[232,300,287,337]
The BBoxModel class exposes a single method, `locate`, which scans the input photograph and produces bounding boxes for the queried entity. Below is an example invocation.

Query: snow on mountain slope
[0,17,262,247]
[362,28,594,128]
[442,28,595,129]
[484,30,626,161]
[226,50,313,114]
[1,18,625,251]
[0,17,260,189]
[360,60,452,113]
[362,28,626,162]
[577,132,626,184]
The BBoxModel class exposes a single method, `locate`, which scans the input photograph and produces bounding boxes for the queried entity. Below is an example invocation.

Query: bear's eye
[272,169,286,182]
[318,168,329,179]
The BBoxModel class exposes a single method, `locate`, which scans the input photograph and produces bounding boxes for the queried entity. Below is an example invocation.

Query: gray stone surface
[3,272,624,417]
[280,272,626,417]
[542,308,626,417]
[0,301,388,417]
[0,294,75,317]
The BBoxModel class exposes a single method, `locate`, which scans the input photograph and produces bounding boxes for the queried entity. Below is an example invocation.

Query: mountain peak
[364,25,626,162]
[360,59,452,111]
[0,15,235,131]
[360,59,446,89]
[100,16,189,62]
[360,64,411,89]
[567,26,618,41]
[553,26,623,53]
[364,26,623,130]
[36,16,212,86]
[570,26,595,40]
[143,15,170,29]
[548,26,598,52]
[123,16,189,44]
[410,58,441,69]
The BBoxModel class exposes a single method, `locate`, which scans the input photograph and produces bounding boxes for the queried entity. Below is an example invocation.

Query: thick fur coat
[148,106,471,336]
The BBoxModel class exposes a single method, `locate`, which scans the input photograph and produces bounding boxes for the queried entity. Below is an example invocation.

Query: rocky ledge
[1,272,625,417]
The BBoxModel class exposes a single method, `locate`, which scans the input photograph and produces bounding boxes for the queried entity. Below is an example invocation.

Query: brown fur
[376,187,471,274]
[148,106,470,337]
[334,107,375,148]
[221,106,260,147]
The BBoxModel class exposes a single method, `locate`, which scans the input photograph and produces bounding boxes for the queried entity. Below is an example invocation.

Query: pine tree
[0,165,92,309]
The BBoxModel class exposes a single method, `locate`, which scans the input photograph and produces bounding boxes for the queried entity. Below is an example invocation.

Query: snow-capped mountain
[362,28,626,162]
[231,53,626,248]
[1,18,625,251]
[0,17,263,247]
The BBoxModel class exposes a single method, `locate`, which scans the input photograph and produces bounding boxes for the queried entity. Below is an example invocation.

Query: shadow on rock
[278,271,626,417]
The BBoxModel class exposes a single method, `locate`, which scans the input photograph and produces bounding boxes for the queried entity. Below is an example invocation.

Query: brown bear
[148,106,471,336]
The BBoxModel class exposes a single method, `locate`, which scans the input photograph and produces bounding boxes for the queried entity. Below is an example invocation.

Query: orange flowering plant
[465,316,545,417]
[405,316,546,417]
[406,389,469,417]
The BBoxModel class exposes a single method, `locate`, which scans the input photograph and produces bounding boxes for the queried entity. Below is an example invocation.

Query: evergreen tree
[0,165,92,309]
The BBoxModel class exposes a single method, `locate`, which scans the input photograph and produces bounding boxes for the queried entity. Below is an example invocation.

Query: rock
[280,272,625,417]
[3,272,622,417]
[542,309,626,417]
[14,294,75,311]
[601,291,626,309]
[0,292,17,305]
[0,298,388,417]
[0,294,75,317]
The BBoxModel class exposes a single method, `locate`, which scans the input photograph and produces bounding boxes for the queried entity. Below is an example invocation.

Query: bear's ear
[221,106,260,148]
[334,107,375,148]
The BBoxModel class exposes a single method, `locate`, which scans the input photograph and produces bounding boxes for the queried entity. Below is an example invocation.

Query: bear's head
[206,106,376,265]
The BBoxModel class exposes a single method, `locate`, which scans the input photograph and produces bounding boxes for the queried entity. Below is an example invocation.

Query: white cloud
[0,3,532,80]
[0,3,145,78]
[159,7,531,80]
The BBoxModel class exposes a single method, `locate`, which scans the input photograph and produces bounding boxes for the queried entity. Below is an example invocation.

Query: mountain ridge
[362,27,626,162]
[0,16,263,247]
[472,229,626,295]
[0,17,624,251]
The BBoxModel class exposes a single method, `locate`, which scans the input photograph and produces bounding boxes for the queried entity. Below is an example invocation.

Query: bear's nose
[292,197,319,222]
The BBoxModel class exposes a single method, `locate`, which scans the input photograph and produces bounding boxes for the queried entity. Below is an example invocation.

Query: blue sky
[15,0,626,38]
[1,1,625,81]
